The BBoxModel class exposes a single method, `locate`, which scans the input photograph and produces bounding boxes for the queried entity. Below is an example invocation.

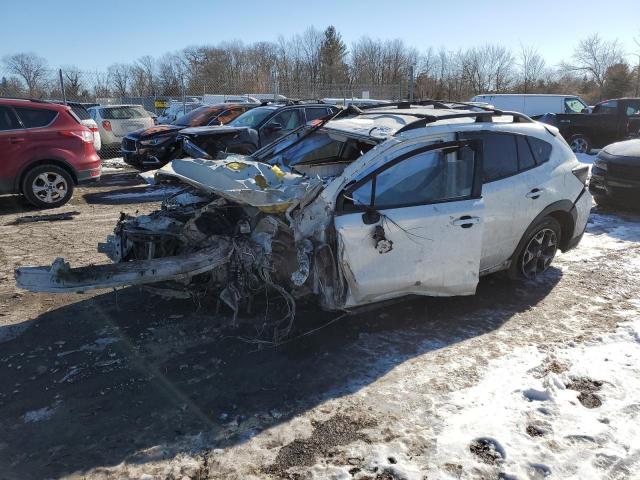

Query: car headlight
[593,158,608,171]
[139,137,166,146]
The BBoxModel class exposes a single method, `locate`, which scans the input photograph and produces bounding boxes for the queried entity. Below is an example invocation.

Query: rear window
[69,105,91,120]
[174,106,221,127]
[0,106,20,130]
[101,106,149,120]
[516,136,536,170]
[14,107,58,128]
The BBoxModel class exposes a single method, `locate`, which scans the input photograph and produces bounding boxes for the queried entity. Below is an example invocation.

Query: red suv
[0,98,101,208]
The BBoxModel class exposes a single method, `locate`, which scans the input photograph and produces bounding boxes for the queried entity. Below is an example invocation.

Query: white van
[470,94,589,118]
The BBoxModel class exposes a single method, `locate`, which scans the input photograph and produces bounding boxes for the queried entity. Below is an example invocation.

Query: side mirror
[265,122,282,132]
[208,118,221,126]
[581,108,591,114]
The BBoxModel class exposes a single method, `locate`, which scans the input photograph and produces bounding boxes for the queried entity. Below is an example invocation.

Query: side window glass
[527,137,552,165]
[305,107,329,122]
[351,179,373,207]
[594,101,617,114]
[266,110,303,131]
[517,136,536,170]
[465,133,518,182]
[0,107,20,130]
[14,107,57,128]
[625,102,640,117]
[373,148,474,209]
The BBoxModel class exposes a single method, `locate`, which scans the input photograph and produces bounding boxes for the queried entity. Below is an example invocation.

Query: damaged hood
[156,157,323,212]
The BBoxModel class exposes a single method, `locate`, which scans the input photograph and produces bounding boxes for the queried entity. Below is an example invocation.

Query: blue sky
[2,0,639,70]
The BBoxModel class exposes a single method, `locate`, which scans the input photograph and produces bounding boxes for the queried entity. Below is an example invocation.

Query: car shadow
[0,268,562,478]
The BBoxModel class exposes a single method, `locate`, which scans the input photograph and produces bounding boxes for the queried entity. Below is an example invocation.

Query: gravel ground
[0,169,639,479]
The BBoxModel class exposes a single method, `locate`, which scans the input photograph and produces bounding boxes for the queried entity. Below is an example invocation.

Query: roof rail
[395,110,535,134]
[0,97,51,104]
[358,99,452,110]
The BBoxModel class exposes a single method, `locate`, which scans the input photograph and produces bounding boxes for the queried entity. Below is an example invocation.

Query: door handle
[452,215,481,228]
[526,188,543,199]
[10,137,26,144]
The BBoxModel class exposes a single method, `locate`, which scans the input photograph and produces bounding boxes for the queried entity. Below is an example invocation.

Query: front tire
[22,165,74,209]
[569,134,591,154]
[509,217,561,280]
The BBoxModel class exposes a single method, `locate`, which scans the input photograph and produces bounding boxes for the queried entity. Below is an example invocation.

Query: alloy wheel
[31,172,68,204]
[521,228,558,279]
[571,137,588,153]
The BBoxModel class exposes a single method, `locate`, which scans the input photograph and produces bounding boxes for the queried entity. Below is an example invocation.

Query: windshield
[564,97,588,114]
[267,128,375,168]
[101,106,149,120]
[173,106,220,127]
[229,107,274,127]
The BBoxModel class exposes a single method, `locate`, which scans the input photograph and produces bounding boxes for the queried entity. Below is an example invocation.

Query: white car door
[462,131,556,272]
[334,140,485,308]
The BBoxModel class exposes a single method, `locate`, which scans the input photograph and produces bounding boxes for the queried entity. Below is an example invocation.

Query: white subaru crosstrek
[16,102,592,313]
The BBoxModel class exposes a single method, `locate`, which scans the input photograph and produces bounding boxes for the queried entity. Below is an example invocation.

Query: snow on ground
[575,152,596,165]
[101,157,128,172]
[424,318,640,480]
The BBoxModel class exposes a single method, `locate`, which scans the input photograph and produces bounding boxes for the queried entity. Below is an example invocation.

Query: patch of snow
[419,319,640,479]
[22,405,56,423]
[101,157,128,172]
[575,152,596,165]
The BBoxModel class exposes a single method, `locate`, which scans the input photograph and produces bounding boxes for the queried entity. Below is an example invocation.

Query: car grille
[609,163,640,181]
[122,137,137,152]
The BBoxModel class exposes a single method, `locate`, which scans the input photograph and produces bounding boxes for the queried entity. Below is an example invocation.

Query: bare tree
[2,52,48,97]
[108,63,133,97]
[518,45,545,93]
[564,34,625,92]
[62,66,84,99]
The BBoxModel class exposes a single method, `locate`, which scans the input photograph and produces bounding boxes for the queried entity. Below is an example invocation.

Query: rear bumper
[564,187,592,252]
[77,166,101,184]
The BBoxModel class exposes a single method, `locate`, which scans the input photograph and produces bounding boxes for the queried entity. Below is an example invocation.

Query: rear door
[0,106,27,192]
[334,140,484,307]
[13,106,62,155]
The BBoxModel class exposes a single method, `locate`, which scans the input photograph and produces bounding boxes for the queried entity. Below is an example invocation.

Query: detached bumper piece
[15,242,231,293]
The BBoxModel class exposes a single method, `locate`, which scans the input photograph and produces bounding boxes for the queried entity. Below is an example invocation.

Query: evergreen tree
[320,26,348,85]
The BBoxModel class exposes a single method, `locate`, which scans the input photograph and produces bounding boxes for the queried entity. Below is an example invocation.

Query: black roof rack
[395,110,535,134]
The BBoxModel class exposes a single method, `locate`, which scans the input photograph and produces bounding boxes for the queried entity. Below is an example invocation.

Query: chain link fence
[0,67,407,113]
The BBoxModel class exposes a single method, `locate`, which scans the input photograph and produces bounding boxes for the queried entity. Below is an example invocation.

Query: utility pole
[408,65,415,102]
[59,69,67,104]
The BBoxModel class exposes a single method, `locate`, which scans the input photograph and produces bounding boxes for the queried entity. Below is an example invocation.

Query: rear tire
[22,165,74,209]
[508,217,561,280]
[569,134,591,154]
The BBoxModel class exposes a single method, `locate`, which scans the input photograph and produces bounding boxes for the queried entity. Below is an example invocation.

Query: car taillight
[59,129,94,143]
[572,164,589,185]
[102,120,112,131]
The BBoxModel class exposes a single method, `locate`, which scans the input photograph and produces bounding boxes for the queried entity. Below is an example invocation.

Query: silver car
[87,105,154,152]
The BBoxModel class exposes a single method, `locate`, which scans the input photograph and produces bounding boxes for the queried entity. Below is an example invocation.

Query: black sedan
[121,103,254,170]
[590,139,640,207]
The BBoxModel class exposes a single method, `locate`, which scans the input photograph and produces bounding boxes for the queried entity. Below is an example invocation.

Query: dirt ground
[1,170,639,479]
